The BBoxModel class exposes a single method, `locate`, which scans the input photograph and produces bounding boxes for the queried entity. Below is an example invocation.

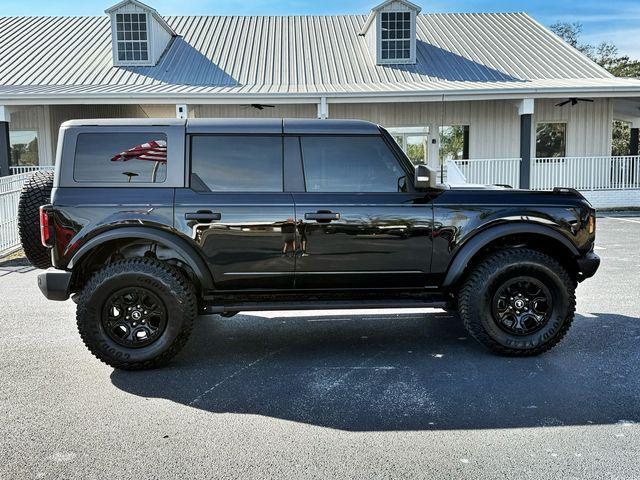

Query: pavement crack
[188,348,283,406]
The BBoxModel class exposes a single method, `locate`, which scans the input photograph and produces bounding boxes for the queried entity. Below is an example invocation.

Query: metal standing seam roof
[1,12,640,100]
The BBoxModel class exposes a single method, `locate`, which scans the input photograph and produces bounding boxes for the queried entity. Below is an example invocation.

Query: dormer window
[115,13,149,62]
[106,0,176,67]
[360,0,420,65]
[380,11,412,61]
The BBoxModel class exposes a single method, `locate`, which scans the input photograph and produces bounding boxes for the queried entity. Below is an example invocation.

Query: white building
[1,0,640,205]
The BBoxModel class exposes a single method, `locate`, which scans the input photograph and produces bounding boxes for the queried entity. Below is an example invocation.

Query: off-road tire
[76,257,197,370]
[17,170,54,269]
[459,248,576,356]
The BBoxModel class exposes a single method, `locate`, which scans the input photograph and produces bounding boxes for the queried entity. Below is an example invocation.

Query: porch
[0,97,632,177]
[448,155,640,208]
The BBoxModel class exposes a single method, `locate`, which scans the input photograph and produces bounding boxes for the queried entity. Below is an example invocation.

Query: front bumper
[37,271,72,301]
[576,251,600,281]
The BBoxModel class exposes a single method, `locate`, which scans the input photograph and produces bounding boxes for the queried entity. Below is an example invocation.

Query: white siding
[192,104,317,119]
[532,98,612,157]
[151,16,173,64]
[8,106,53,165]
[330,100,521,159]
[47,104,151,156]
[27,99,614,167]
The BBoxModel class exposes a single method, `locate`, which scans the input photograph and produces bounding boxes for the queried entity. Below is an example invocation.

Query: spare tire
[18,170,54,269]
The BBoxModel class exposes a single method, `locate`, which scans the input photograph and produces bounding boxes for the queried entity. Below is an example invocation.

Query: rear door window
[190,135,283,192]
[300,136,406,192]
[74,133,167,183]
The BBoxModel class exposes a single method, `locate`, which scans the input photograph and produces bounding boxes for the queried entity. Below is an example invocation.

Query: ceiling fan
[241,104,276,110]
[555,98,594,107]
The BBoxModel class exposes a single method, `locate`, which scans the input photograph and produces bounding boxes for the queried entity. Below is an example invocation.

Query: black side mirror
[414,165,436,190]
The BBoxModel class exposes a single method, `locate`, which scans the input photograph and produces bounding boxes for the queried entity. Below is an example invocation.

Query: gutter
[2,84,640,105]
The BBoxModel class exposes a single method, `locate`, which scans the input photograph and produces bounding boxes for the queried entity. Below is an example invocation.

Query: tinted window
[301,136,406,192]
[74,133,167,183]
[191,136,283,192]
[536,123,566,158]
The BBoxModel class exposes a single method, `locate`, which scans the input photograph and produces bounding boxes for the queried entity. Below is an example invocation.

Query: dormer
[360,0,421,65]
[105,0,176,67]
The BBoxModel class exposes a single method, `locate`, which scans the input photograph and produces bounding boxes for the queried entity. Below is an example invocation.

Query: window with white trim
[388,126,429,165]
[115,13,149,63]
[380,11,412,61]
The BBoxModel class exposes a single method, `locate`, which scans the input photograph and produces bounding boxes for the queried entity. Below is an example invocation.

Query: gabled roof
[0,12,639,102]
[360,0,422,35]
[105,0,176,36]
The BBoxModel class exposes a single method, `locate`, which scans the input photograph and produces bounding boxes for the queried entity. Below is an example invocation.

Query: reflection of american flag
[111,140,167,163]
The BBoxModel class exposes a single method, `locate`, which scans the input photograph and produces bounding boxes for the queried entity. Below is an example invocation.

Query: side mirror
[414,164,437,190]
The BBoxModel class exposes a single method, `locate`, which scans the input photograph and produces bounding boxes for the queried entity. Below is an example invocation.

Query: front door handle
[305,212,340,222]
[185,212,221,221]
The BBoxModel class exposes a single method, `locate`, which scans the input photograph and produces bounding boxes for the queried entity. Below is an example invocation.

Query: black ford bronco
[18,118,600,369]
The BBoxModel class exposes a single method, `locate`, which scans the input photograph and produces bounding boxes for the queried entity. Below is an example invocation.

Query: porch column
[630,123,639,156]
[631,120,640,184]
[518,99,534,189]
[0,106,10,177]
[317,97,329,119]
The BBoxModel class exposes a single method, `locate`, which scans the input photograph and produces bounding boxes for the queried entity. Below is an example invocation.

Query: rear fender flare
[68,227,214,291]
[442,223,579,287]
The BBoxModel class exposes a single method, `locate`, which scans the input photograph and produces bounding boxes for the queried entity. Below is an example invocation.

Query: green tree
[550,22,640,78]
[550,22,640,155]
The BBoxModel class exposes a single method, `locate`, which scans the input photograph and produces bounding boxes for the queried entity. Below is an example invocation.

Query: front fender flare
[68,226,214,292]
[442,223,579,288]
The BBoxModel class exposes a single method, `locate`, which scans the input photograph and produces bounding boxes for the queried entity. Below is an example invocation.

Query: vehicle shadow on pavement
[0,255,35,277]
[111,311,640,431]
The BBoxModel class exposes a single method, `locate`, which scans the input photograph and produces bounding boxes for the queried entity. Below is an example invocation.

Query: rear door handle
[185,212,221,221]
[305,212,340,222]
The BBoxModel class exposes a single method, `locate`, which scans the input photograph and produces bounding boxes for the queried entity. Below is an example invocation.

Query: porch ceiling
[613,98,640,124]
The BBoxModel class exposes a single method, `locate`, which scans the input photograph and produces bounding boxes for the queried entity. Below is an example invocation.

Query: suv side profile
[20,118,600,369]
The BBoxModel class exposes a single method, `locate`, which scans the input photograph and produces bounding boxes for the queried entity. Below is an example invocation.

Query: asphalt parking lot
[1,214,639,479]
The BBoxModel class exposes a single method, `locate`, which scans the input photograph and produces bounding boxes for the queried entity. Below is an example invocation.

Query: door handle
[185,212,221,221]
[305,212,340,222]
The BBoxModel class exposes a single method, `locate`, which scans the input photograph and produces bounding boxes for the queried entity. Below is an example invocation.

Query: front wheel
[76,258,197,370]
[458,248,576,356]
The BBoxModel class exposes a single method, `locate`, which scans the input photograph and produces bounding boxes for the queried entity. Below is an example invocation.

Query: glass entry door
[388,126,439,170]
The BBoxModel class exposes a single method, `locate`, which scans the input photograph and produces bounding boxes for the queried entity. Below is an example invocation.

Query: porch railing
[450,155,640,192]
[530,156,640,191]
[452,158,521,188]
[0,172,34,256]
[9,165,55,175]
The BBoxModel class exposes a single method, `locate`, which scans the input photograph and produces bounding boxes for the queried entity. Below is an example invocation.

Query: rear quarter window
[73,133,168,183]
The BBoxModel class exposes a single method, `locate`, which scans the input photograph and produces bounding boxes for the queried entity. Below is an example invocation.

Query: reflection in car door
[174,134,295,291]
[292,135,435,290]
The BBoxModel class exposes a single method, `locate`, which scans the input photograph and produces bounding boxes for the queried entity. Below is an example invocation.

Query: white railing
[452,158,521,188]
[531,156,640,191]
[0,173,34,256]
[9,165,54,175]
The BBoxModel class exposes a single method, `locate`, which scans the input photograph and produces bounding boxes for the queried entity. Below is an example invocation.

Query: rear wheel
[17,170,54,269]
[458,248,576,356]
[76,257,197,370]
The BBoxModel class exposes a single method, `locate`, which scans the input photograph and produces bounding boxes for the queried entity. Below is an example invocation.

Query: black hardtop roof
[61,118,381,135]
[187,118,380,134]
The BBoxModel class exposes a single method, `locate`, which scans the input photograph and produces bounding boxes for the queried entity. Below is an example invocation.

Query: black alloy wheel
[458,248,576,356]
[491,276,552,336]
[102,287,167,348]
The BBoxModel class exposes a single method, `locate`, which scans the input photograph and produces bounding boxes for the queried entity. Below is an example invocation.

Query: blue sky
[3,0,640,58]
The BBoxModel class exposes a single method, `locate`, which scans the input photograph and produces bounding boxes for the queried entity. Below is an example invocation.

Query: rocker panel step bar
[205,297,448,314]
